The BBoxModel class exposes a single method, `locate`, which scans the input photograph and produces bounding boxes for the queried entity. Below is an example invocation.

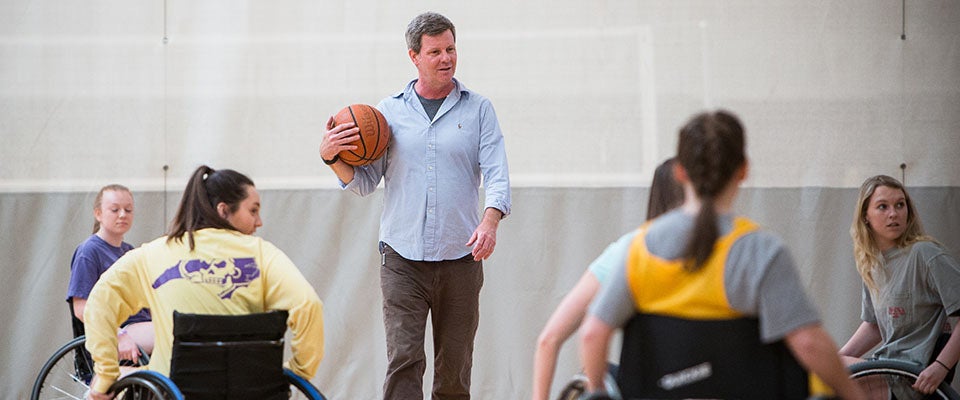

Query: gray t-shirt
[589,209,821,343]
[417,93,444,121]
[862,240,960,364]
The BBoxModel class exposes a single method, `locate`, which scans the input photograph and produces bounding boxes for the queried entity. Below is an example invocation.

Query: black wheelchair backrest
[617,313,809,399]
[170,310,290,400]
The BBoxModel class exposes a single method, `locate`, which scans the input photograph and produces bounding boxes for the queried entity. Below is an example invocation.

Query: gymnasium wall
[2,1,959,399]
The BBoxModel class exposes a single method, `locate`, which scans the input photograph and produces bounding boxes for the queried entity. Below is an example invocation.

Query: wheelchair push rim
[849,359,960,400]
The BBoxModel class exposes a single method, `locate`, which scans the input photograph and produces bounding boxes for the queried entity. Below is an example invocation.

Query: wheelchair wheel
[556,373,587,400]
[110,370,182,400]
[554,372,621,400]
[31,336,92,400]
[31,335,151,400]
[284,368,328,400]
[849,359,960,400]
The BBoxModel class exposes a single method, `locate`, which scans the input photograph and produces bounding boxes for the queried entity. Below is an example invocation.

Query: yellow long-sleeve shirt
[84,228,324,393]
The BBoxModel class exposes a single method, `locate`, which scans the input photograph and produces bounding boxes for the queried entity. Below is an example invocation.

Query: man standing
[319,12,511,400]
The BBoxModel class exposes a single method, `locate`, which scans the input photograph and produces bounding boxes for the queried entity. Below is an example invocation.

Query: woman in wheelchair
[578,110,866,399]
[532,158,683,400]
[82,166,324,400]
[67,184,154,361]
[839,174,960,396]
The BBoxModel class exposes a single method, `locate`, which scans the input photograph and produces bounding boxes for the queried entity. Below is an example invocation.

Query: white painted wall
[2,1,957,192]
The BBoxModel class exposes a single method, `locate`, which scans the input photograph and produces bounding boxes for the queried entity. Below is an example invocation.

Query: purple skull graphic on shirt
[152,257,260,299]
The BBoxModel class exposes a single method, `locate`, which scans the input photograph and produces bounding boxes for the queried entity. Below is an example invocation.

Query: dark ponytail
[167,165,255,250]
[676,111,745,271]
[646,157,684,221]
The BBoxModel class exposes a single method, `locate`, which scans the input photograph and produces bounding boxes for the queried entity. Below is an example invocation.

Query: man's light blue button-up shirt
[342,78,511,261]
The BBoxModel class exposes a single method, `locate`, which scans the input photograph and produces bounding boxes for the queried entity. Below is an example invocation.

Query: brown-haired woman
[82,166,324,400]
[532,157,684,400]
[579,110,864,399]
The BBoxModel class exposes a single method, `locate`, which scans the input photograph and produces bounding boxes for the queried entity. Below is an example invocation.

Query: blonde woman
[839,174,960,395]
[67,184,153,362]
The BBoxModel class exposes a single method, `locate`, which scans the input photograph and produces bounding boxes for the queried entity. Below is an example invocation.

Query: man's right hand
[320,116,360,162]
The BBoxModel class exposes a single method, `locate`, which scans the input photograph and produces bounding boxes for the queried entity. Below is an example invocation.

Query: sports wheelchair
[32,301,152,400]
[555,359,960,400]
[554,314,960,400]
[32,310,327,400]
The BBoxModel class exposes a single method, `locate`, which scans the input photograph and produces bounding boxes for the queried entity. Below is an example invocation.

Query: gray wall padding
[3,187,958,398]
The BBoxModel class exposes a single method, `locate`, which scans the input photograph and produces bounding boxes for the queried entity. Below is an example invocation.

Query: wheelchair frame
[105,309,328,400]
[32,335,327,400]
[105,368,326,400]
[553,359,960,400]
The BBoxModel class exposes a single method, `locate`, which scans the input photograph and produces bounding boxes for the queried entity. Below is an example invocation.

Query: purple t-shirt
[67,234,151,325]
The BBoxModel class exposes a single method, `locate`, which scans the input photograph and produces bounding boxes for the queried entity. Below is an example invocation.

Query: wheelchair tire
[110,370,183,400]
[849,359,960,400]
[284,368,328,400]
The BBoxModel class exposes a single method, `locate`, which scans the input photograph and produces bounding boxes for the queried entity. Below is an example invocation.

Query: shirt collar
[393,78,468,100]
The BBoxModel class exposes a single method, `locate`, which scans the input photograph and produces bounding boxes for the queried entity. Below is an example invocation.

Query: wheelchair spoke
[46,384,85,400]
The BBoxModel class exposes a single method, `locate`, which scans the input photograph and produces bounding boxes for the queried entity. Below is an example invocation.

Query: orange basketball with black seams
[334,104,391,166]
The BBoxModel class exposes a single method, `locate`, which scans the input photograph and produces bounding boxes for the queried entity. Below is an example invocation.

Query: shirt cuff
[486,200,511,219]
[93,373,116,394]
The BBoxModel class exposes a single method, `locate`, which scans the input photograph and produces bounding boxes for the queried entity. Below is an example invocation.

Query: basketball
[333,104,391,166]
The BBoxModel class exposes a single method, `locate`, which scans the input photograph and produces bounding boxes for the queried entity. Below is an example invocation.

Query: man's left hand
[466,209,501,261]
